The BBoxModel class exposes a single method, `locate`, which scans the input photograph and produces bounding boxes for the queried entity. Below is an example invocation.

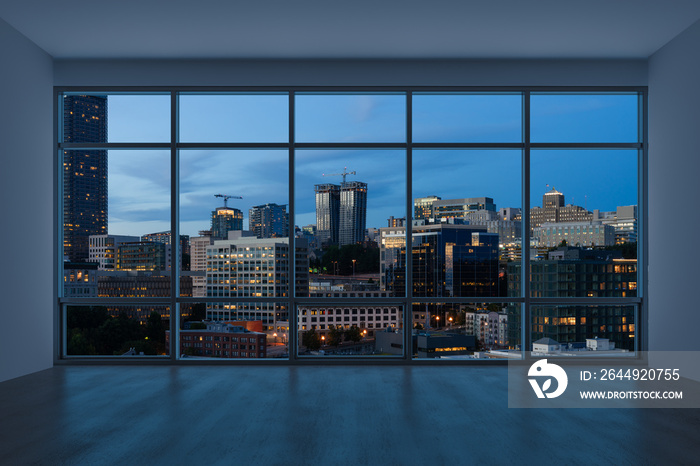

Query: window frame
[54,86,647,364]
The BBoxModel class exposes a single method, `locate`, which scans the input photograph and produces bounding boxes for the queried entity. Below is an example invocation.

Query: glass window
[57,88,644,362]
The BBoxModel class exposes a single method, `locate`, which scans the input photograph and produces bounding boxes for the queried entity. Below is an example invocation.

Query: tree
[328,325,344,347]
[345,326,361,343]
[98,312,142,355]
[302,329,321,351]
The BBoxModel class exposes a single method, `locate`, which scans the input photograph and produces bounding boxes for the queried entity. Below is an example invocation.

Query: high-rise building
[205,231,309,331]
[315,180,368,247]
[63,95,108,262]
[211,206,243,239]
[314,183,340,247]
[380,222,500,298]
[339,181,368,246]
[190,230,214,297]
[507,246,637,350]
[248,203,289,239]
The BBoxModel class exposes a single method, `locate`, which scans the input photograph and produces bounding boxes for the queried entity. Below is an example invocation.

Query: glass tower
[63,95,108,262]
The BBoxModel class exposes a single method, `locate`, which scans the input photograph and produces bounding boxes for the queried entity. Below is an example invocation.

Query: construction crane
[214,194,242,208]
[322,167,356,185]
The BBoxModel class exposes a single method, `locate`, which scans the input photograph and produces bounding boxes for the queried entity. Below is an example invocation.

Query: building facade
[248,203,289,239]
[381,222,500,298]
[507,247,637,350]
[205,231,309,331]
[88,234,140,270]
[211,206,244,239]
[63,95,108,262]
[171,322,267,358]
[63,262,98,297]
[314,183,340,247]
[534,221,615,247]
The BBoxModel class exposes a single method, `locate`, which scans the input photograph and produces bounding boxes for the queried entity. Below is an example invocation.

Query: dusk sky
[99,92,639,238]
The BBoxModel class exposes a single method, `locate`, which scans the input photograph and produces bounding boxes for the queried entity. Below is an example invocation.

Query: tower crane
[322,167,356,185]
[214,194,242,208]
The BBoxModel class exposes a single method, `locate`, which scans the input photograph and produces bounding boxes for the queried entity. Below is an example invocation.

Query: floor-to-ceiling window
[56,88,645,362]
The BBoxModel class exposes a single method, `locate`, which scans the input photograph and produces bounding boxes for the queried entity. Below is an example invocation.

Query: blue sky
[101,93,639,238]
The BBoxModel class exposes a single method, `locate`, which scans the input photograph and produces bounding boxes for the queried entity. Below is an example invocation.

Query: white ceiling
[2,0,700,59]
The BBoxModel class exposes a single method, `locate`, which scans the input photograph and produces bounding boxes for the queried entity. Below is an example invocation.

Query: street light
[321,335,325,346]
[448,317,453,329]
[436,315,440,329]
[352,259,356,277]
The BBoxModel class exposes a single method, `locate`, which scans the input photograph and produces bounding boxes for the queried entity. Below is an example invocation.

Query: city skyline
[93,93,637,238]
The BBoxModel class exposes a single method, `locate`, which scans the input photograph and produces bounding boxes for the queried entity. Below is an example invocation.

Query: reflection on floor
[0,366,697,465]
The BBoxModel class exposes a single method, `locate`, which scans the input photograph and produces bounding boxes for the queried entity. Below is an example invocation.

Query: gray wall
[0,19,54,382]
[649,20,700,360]
[53,58,647,87]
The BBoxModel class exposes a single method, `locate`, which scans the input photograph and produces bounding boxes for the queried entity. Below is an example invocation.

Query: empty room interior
[1,1,700,464]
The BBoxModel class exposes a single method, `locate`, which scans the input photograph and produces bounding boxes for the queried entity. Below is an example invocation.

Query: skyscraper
[339,181,367,246]
[314,183,340,246]
[211,206,243,239]
[63,95,108,262]
[249,203,289,238]
[315,181,368,247]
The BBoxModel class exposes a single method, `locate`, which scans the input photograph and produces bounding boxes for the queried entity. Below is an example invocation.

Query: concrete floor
[0,366,697,465]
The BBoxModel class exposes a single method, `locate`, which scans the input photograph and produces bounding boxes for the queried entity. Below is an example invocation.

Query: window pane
[179,303,280,359]
[63,149,171,295]
[410,150,521,298]
[531,305,636,353]
[179,150,291,298]
[66,305,169,356]
[295,149,406,297]
[413,93,522,142]
[297,305,403,357]
[178,93,288,143]
[531,93,638,143]
[412,302,521,359]
[527,150,638,298]
[63,93,170,143]
[295,93,405,142]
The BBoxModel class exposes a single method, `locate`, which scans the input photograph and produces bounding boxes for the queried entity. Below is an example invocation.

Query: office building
[508,247,637,350]
[205,231,309,331]
[431,197,497,220]
[534,221,616,247]
[88,234,140,270]
[141,231,190,269]
[62,95,107,262]
[211,206,244,240]
[116,241,169,271]
[593,205,638,244]
[413,195,441,220]
[248,203,289,239]
[380,222,500,297]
